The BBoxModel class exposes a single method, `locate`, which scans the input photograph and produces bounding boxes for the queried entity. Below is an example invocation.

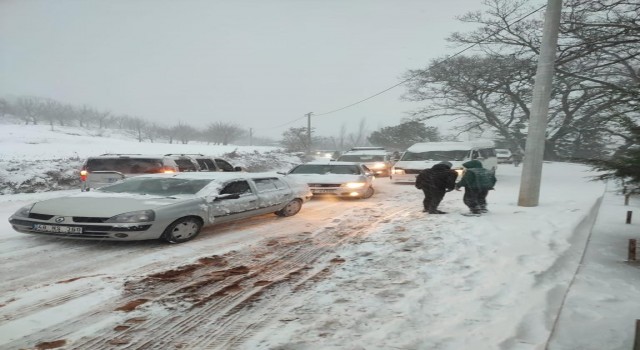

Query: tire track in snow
[44,203,413,350]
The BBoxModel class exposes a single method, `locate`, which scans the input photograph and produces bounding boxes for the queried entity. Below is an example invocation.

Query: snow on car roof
[406,140,495,152]
[88,154,168,159]
[137,171,281,181]
[340,150,388,156]
[303,161,362,165]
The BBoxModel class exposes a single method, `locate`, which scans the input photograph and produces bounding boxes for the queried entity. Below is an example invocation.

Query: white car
[9,172,312,244]
[495,149,513,164]
[285,161,375,199]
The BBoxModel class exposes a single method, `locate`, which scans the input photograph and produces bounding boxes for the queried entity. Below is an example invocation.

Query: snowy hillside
[0,119,304,194]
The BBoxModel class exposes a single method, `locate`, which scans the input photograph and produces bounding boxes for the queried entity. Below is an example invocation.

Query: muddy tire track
[5,200,414,350]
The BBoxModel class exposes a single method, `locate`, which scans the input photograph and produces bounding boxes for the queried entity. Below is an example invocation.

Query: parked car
[336,148,392,177]
[312,150,341,160]
[9,172,312,243]
[284,161,375,199]
[79,154,185,191]
[495,149,513,164]
[164,154,243,172]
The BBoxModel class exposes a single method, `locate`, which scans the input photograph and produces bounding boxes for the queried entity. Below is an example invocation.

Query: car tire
[275,199,303,217]
[361,186,374,199]
[161,217,203,244]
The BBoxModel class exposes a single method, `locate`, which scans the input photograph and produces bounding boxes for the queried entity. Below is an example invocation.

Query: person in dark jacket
[415,161,458,214]
[455,160,497,214]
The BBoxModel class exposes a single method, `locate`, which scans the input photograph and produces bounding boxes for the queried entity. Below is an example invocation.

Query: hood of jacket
[431,163,452,171]
[462,160,483,169]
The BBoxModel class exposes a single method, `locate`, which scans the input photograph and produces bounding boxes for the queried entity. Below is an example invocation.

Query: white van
[390,140,498,183]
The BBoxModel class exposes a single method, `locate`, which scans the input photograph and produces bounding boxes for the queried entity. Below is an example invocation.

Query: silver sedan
[8,172,312,243]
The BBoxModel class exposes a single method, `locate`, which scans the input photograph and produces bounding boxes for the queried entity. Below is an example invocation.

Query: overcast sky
[0,0,489,139]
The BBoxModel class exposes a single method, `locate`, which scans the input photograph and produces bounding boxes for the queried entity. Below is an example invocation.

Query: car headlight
[371,162,386,169]
[106,210,155,223]
[392,168,405,175]
[342,182,366,189]
[15,203,35,217]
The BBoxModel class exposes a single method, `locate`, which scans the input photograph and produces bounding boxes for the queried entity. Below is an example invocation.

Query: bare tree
[403,0,639,159]
[205,122,246,145]
[93,110,111,129]
[74,105,94,128]
[173,122,198,144]
[15,96,44,125]
[281,127,312,152]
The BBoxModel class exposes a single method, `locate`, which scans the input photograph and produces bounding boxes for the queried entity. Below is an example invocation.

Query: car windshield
[86,158,165,174]
[338,155,384,162]
[401,150,469,161]
[99,177,213,196]
[290,164,362,175]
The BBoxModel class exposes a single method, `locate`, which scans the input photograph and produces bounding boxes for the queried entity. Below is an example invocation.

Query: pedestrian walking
[455,160,497,215]
[415,161,458,214]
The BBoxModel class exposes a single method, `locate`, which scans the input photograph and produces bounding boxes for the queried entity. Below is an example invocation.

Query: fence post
[627,211,633,224]
[629,239,637,261]
[626,194,631,206]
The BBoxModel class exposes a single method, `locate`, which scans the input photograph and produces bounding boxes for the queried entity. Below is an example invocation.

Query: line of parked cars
[9,143,501,244]
[79,153,243,191]
[9,142,502,243]
[9,150,385,244]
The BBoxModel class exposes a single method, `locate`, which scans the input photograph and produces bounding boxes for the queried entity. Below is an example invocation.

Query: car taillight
[80,170,87,182]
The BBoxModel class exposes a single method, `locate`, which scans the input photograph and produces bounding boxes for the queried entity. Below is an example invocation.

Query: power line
[313,3,547,117]
[255,3,547,131]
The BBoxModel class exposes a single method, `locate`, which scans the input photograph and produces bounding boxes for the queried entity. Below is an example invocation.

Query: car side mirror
[208,193,241,202]
[234,166,243,172]
[276,171,287,175]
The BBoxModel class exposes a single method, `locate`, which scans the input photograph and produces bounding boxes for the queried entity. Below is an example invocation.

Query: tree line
[0,95,254,145]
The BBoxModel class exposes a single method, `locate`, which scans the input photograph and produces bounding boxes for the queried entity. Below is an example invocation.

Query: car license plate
[313,189,334,193]
[32,224,83,234]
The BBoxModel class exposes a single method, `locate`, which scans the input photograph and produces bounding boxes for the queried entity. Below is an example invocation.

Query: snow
[1,124,640,349]
[407,140,496,152]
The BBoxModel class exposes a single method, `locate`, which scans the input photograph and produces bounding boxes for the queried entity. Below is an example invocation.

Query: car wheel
[275,199,302,217]
[161,217,203,244]
[361,186,374,199]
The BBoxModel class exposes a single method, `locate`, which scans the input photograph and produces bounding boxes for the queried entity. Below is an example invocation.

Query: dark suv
[164,154,243,172]
[80,154,199,191]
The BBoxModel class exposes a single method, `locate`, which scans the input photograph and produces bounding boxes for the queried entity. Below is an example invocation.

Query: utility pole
[518,0,563,207]
[306,112,313,154]
[249,128,253,146]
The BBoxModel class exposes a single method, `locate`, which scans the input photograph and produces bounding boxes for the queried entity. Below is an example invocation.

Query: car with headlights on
[336,148,392,177]
[284,161,375,199]
[9,172,312,244]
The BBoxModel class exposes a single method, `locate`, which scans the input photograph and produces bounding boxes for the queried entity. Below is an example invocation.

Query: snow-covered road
[0,178,420,349]
[1,162,615,349]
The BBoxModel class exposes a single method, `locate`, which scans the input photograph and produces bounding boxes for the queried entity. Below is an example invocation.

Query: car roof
[87,154,170,160]
[406,140,495,152]
[301,161,362,166]
[349,146,386,151]
[136,172,281,181]
[340,150,388,156]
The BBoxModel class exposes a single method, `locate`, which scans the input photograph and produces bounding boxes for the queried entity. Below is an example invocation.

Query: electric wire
[255,2,547,130]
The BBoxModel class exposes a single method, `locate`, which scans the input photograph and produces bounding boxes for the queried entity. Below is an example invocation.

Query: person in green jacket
[455,160,497,214]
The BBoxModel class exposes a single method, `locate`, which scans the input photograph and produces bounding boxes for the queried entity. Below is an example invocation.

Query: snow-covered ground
[0,120,303,194]
[1,124,639,349]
